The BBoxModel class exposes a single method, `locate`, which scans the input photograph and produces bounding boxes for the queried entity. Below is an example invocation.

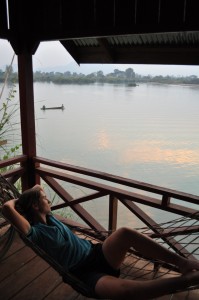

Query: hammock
[0,174,199,299]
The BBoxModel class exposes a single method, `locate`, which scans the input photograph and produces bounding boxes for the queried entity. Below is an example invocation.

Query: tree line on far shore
[1,66,199,85]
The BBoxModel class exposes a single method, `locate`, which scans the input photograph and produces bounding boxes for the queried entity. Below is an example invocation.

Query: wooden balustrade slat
[40,175,106,232]
[52,191,107,210]
[108,195,118,232]
[162,195,171,206]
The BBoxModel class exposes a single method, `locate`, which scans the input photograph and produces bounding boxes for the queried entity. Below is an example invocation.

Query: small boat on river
[41,104,64,110]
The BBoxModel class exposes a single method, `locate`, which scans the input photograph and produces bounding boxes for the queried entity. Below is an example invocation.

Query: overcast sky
[1,38,199,77]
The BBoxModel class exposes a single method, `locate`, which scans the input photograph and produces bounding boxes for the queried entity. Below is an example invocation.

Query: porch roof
[1,1,199,190]
[1,0,199,65]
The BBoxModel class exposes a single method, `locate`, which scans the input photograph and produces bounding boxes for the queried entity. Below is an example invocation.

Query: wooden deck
[1,233,199,300]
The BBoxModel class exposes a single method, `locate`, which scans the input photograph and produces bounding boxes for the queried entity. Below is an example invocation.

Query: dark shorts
[71,243,120,297]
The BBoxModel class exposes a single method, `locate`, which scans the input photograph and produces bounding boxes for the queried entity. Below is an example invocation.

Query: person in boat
[2,185,199,300]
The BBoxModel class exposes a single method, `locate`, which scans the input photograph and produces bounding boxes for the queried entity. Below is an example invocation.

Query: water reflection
[96,130,111,150]
[119,140,199,165]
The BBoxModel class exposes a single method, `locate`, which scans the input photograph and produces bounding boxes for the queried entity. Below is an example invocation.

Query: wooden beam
[97,38,115,63]
[60,40,80,65]
[0,155,27,169]
[17,53,38,190]
[66,45,199,65]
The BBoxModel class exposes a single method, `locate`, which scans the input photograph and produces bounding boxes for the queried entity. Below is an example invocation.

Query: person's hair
[15,185,42,222]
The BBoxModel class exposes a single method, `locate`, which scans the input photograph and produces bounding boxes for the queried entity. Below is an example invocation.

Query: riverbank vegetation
[0,84,21,163]
[0,66,199,86]
[0,60,21,168]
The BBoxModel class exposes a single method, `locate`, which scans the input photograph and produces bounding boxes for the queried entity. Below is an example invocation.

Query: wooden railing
[33,157,199,231]
[0,155,27,184]
[1,155,199,231]
[1,154,199,257]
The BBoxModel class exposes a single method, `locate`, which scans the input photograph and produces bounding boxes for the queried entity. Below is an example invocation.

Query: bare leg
[95,271,199,300]
[102,227,199,273]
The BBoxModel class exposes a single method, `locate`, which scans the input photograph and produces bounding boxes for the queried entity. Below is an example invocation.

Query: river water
[33,82,199,227]
[1,82,199,227]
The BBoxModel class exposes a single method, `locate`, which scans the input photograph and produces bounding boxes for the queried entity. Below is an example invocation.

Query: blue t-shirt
[27,214,92,270]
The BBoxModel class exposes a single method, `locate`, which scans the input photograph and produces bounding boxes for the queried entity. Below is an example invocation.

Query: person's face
[37,190,51,214]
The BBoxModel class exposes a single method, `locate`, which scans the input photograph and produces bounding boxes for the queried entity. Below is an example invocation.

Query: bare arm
[2,199,31,235]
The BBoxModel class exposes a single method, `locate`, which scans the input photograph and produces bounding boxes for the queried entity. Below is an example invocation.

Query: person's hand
[31,184,44,191]
[2,198,31,235]
[5,198,18,208]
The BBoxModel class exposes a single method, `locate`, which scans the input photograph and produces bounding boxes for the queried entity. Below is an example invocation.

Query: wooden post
[108,195,118,232]
[17,53,39,190]
[162,194,171,207]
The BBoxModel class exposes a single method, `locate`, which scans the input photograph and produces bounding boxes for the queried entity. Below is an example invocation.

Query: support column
[17,53,39,190]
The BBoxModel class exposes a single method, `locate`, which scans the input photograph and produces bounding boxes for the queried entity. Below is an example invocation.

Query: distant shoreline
[1,66,199,86]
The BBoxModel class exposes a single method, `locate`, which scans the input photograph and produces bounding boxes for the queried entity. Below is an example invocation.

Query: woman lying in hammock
[2,184,199,300]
